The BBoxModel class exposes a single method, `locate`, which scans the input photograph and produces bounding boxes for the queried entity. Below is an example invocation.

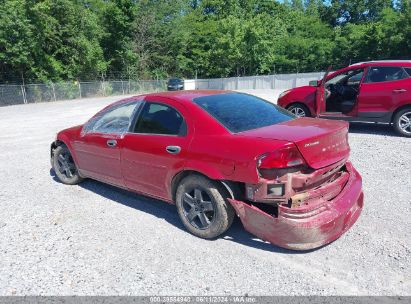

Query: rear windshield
[193,93,294,133]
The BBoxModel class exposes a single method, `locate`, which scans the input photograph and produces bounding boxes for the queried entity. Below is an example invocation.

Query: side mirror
[309,80,320,87]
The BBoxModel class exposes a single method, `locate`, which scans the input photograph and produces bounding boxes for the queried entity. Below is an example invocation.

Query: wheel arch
[391,104,411,123]
[50,139,66,159]
[51,136,80,169]
[170,170,243,203]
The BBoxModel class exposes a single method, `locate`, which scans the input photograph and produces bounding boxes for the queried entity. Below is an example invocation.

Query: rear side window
[366,67,408,83]
[404,68,411,77]
[193,93,294,133]
[133,102,186,135]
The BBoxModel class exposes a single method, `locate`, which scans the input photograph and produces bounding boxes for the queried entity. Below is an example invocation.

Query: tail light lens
[257,146,306,169]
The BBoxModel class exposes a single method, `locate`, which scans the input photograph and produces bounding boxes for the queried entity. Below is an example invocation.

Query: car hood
[287,85,317,94]
[238,118,350,169]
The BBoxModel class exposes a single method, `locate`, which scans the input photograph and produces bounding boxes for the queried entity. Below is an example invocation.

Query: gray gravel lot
[0,91,410,296]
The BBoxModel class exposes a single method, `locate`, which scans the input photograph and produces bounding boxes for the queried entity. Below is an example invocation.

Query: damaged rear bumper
[228,161,363,250]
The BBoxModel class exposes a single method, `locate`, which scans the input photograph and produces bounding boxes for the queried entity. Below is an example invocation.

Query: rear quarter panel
[185,134,291,184]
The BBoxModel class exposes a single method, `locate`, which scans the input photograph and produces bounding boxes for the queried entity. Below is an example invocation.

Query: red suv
[277,61,411,137]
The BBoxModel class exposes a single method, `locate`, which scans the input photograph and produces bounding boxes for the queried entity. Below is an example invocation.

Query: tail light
[257,146,306,169]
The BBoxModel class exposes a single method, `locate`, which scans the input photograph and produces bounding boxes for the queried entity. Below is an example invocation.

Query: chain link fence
[0,80,167,107]
[189,72,325,90]
[0,72,325,107]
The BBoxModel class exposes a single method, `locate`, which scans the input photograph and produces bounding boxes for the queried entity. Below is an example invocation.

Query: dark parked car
[51,91,363,250]
[277,60,411,137]
[167,78,184,91]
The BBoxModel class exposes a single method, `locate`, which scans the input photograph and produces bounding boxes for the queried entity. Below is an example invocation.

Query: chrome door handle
[166,145,181,154]
[107,139,117,147]
[393,89,407,94]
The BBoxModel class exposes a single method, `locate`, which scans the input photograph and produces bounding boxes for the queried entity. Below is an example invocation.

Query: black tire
[175,174,235,239]
[52,145,83,185]
[287,103,311,117]
[393,107,411,137]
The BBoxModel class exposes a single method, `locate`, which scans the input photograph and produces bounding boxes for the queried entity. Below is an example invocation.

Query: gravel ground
[0,91,410,296]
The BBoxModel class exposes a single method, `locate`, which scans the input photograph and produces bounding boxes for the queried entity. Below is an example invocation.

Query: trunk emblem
[321,139,347,152]
[304,141,320,148]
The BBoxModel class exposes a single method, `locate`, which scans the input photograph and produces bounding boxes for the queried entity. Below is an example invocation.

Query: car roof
[349,60,411,67]
[106,90,230,109]
[142,90,230,103]
[325,60,411,79]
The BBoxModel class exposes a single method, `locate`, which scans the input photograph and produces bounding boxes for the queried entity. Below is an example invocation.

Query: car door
[317,67,364,117]
[73,100,143,187]
[357,66,409,119]
[121,96,193,201]
[315,66,332,116]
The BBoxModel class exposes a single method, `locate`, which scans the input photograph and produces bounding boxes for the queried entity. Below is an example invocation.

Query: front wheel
[393,108,411,137]
[287,103,311,118]
[52,145,84,185]
[175,175,235,239]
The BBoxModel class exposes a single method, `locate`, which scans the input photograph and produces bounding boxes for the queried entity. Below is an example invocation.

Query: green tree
[330,0,393,24]
[0,0,409,83]
[29,0,107,81]
[0,0,35,83]
[0,0,108,82]
[97,0,137,78]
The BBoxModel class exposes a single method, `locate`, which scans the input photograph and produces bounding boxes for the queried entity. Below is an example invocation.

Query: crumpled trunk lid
[238,117,350,169]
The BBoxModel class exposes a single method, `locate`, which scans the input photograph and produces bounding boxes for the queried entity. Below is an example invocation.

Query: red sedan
[51,91,364,250]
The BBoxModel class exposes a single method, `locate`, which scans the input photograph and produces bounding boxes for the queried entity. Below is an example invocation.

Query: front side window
[83,101,141,135]
[326,69,364,86]
[193,93,294,133]
[346,71,364,85]
[133,102,186,135]
[404,68,411,77]
[365,67,408,83]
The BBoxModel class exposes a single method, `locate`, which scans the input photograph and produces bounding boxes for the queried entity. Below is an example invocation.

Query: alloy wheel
[398,111,411,134]
[56,151,76,179]
[290,107,306,117]
[182,188,216,230]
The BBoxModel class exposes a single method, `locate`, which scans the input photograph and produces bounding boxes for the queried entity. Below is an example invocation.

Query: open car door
[315,66,333,116]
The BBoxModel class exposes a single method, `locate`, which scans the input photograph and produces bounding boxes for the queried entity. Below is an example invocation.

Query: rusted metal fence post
[78,82,82,99]
[21,85,27,104]
[51,82,57,102]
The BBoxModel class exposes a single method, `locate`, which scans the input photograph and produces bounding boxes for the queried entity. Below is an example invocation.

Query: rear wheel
[393,108,411,137]
[52,145,83,185]
[287,103,311,117]
[175,175,235,239]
